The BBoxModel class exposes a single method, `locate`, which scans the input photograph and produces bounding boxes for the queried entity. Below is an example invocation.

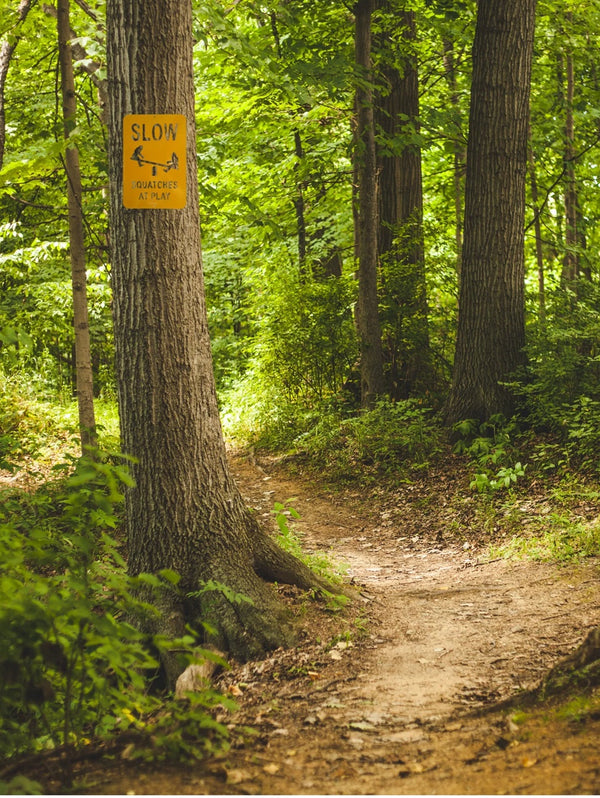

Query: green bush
[488,513,600,563]
[0,370,76,464]
[0,231,115,397]
[295,398,443,480]
[515,283,600,471]
[0,452,232,774]
[272,500,347,585]
[220,273,358,447]
[452,414,528,494]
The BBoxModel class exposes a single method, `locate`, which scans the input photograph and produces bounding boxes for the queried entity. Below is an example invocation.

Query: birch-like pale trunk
[57,0,97,453]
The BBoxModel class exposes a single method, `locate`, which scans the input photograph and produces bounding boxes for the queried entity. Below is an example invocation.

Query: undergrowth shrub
[294,398,443,481]
[220,273,357,449]
[516,284,600,472]
[0,370,76,465]
[222,377,324,451]
[256,274,357,403]
[0,452,233,779]
[224,390,443,480]
[452,414,527,493]
[488,513,600,563]
[272,500,347,586]
[0,372,121,476]
[515,384,600,474]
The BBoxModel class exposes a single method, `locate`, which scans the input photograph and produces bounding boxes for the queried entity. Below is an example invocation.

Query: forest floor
[33,452,600,794]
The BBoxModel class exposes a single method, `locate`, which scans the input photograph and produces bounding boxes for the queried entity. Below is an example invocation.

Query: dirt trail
[97,455,600,795]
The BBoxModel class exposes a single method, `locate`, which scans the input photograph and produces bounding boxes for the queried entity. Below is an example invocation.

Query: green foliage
[195,0,357,404]
[187,579,254,608]
[222,384,320,453]
[293,398,443,482]
[219,273,358,445]
[469,462,527,494]
[0,229,114,396]
[488,513,600,563]
[0,0,112,399]
[555,695,599,724]
[453,414,528,494]
[226,397,443,482]
[0,369,77,464]
[272,500,347,584]
[512,283,600,473]
[3,0,600,459]
[0,775,44,795]
[561,397,600,470]
[259,275,358,403]
[0,372,119,471]
[0,452,232,771]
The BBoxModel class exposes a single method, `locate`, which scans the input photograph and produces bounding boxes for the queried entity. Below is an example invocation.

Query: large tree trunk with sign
[106,0,333,685]
[445,0,536,425]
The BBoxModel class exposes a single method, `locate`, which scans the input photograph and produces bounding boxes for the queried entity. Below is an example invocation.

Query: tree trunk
[293,129,308,282]
[0,1,33,170]
[445,0,536,425]
[375,4,430,399]
[442,36,466,275]
[354,0,385,407]
[528,141,546,325]
[43,1,109,125]
[106,0,332,683]
[57,0,97,453]
[561,17,578,286]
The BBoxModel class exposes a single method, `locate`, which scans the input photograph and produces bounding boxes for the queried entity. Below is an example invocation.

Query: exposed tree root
[537,626,600,698]
[252,528,341,595]
[478,626,600,716]
[150,515,350,689]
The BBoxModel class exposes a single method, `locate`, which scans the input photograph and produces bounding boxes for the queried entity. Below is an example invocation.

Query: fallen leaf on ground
[521,756,537,768]
[226,769,252,785]
[444,721,463,731]
[121,743,135,760]
[398,762,425,777]
[349,720,376,732]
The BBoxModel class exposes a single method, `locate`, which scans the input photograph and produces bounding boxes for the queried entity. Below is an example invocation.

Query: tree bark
[445,0,536,425]
[293,129,308,281]
[106,0,332,683]
[528,140,546,325]
[375,3,430,399]
[57,0,97,453]
[561,16,578,286]
[442,36,466,275]
[354,0,385,407]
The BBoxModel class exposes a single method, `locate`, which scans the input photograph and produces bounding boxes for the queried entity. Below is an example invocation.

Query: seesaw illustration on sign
[123,114,186,208]
[130,145,179,176]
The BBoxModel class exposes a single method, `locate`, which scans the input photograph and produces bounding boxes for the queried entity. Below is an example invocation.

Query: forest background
[3,0,600,454]
[2,0,600,789]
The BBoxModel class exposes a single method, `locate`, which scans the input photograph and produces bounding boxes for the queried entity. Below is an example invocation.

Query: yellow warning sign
[122,114,186,209]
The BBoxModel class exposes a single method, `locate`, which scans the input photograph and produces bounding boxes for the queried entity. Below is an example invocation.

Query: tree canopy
[0,0,598,440]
